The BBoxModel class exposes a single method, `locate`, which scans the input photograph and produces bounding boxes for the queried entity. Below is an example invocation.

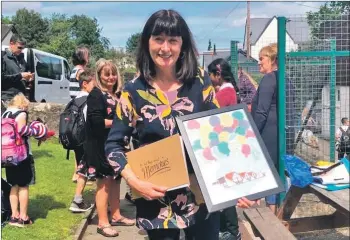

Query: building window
[35,53,62,80]
[338,89,341,101]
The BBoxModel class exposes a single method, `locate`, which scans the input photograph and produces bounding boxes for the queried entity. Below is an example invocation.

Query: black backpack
[59,96,87,157]
[339,127,350,150]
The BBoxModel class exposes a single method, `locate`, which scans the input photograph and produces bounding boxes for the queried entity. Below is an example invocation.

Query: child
[336,117,350,160]
[69,68,96,213]
[2,93,48,227]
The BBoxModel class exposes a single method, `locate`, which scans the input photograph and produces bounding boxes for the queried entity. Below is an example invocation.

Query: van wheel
[41,99,46,103]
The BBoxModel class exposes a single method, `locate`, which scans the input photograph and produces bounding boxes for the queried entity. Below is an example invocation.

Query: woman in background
[251,43,295,214]
[84,59,135,237]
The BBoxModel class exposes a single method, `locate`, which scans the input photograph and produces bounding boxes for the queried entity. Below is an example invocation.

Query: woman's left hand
[237,197,261,208]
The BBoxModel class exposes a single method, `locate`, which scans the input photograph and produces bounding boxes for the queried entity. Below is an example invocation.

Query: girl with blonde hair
[3,93,48,227]
[82,59,134,237]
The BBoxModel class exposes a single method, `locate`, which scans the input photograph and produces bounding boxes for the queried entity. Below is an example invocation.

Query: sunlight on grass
[1,138,95,240]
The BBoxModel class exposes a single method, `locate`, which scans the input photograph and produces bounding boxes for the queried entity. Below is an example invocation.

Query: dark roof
[246,16,310,46]
[202,49,230,71]
[225,49,258,63]
[1,24,17,41]
[202,49,258,72]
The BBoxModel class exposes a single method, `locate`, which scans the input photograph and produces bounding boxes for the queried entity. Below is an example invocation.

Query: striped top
[69,66,84,99]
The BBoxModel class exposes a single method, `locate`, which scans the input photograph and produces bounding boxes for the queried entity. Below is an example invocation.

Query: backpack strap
[74,95,87,108]
[339,127,346,134]
[2,110,28,121]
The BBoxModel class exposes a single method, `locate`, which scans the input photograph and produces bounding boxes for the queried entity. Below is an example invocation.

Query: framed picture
[176,104,284,213]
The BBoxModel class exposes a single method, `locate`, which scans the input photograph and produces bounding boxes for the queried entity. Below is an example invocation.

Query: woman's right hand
[128,177,167,201]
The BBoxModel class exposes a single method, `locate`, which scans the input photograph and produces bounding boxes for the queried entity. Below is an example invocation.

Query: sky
[2,1,324,53]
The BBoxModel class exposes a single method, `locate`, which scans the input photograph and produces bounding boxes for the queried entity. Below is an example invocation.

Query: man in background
[1,34,34,109]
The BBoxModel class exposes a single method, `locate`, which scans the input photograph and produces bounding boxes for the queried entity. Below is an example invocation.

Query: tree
[1,15,12,24]
[307,1,350,39]
[126,33,141,56]
[11,8,49,48]
[39,14,76,61]
[207,39,212,51]
[69,14,110,59]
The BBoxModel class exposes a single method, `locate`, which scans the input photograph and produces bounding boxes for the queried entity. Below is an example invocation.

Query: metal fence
[277,14,349,170]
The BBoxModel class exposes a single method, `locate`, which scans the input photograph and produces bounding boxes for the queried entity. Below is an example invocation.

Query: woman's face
[258,54,274,74]
[149,33,183,72]
[100,66,117,90]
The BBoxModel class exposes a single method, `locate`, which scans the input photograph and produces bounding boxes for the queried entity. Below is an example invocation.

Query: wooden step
[244,207,296,240]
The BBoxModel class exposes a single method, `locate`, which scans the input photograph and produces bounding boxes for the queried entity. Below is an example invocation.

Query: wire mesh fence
[283,14,349,162]
[250,14,349,162]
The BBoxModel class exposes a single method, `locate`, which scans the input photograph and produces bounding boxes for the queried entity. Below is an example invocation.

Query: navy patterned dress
[105,68,219,230]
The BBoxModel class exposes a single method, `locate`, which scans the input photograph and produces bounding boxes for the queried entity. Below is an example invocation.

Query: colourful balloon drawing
[218,131,230,142]
[241,144,251,158]
[246,129,255,138]
[203,147,216,161]
[239,119,250,129]
[189,110,257,162]
[232,111,244,120]
[221,114,233,127]
[192,139,202,151]
[187,120,200,129]
[209,115,220,127]
[214,125,224,133]
[235,126,246,136]
[217,141,230,156]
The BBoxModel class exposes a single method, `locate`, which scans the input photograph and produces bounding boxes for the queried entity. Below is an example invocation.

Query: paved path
[79,178,349,240]
[82,180,146,240]
[80,180,251,240]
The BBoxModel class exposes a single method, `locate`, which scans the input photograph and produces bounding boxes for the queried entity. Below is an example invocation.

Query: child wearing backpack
[66,68,95,213]
[336,117,350,160]
[2,93,48,227]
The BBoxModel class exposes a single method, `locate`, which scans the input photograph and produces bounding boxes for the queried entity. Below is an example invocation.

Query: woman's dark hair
[136,9,199,82]
[208,58,240,101]
[72,46,89,66]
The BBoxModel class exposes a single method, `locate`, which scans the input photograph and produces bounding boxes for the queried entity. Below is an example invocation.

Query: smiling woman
[105,9,259,240]
[136,9,199,84]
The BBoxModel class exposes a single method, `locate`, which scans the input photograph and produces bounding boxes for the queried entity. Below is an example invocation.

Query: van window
[63,60,71,80]
[35,53,62,80]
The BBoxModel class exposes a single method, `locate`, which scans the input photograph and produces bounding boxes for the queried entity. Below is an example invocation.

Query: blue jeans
[147,211,220,240]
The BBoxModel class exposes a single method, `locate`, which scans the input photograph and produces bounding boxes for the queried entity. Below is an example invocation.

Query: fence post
[277,16,287,205]
[230,40,239,80]
[329,39,336,162]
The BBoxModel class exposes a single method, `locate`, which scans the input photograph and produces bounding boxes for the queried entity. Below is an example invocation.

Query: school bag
[339,127,350,151]
[58,96,87,159]
[1,111,28,167]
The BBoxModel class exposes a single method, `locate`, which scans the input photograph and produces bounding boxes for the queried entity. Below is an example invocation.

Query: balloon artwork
[186,110,266,188]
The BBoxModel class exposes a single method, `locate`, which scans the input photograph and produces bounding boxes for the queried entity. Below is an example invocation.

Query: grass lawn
[1,138,95,240]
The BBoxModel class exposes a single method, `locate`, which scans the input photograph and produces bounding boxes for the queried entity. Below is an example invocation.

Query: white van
[2,46,71,104]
